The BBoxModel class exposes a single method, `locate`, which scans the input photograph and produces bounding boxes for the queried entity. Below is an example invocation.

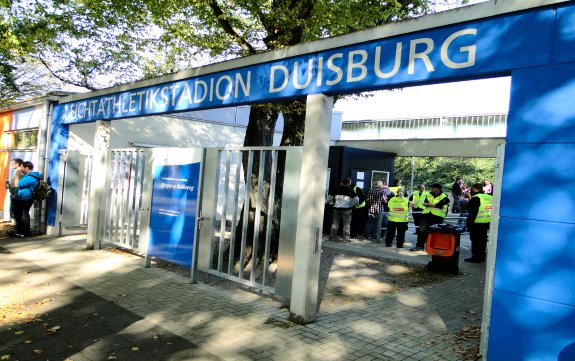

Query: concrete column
[480,144,505,359]
[289,94,333,324]
[86,121,111,250]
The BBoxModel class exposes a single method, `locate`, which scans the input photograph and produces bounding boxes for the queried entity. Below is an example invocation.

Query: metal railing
[341,113,508,140]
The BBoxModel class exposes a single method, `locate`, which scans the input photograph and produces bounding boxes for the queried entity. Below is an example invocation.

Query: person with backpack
[11,161,40,238]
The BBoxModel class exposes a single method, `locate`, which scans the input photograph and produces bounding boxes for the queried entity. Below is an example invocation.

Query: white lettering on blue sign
[442,29,477,69]
[57,27,479,124]
[60,71,253,123]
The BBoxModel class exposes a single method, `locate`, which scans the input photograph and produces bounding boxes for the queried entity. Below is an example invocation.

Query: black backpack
[27,174,54,201]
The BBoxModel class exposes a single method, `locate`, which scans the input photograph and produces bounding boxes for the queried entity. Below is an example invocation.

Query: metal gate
[81,145,300,298]
[196,147,302,296]
[103,148,147,250]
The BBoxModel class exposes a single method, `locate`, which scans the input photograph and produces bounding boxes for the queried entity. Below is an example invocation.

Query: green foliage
[394,156,496,194]
[1,0,475,110]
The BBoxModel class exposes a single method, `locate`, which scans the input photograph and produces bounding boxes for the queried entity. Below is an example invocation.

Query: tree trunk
[232,104,280,268]
[229,99,307,270]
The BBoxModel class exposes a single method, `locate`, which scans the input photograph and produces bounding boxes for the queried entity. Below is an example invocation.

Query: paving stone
[0,234,484,361]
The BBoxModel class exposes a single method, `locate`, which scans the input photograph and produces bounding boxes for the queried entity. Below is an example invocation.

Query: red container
[426,232,457,257]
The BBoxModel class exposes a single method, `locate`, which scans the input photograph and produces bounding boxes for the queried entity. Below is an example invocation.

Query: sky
[332,77,511,121]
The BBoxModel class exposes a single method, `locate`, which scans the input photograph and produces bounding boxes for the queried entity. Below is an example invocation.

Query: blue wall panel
[499,143,575,224]
[555,6,575,64]
[488,290,575,361]
[46,120,69,226]
[494,218,575,305]
[493,12,575,357]
[507,63,575,143]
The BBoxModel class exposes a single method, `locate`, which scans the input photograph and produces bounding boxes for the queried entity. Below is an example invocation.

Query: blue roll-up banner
[148,161,201,267]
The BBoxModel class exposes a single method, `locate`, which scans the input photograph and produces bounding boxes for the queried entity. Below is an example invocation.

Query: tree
[394,156,496,194]
[0,0,177,103]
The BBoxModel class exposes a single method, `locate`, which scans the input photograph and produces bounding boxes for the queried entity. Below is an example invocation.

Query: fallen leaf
[131,347,139,351]
[14,331,24,335]
[107,355,117,360]
[1,355,10,360]
[46,326,61,333]
[33,349,43,354]
[24,340,32,344]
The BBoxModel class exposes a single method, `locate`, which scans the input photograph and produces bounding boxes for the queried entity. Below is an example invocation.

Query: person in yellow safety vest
[409,184,428,235]
[464,183,493,263]
[385,188,409,248]
[410,183,450,251]
[389,178,408,197]
[350,183,367,239]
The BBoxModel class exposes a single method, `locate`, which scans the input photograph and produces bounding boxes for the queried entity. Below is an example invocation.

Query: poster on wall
[148,160,201,267]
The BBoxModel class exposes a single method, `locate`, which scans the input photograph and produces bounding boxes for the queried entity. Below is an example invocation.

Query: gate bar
[251,151,266,283]
[262,150,278,287]
[217,151,232,273]
[228,151,242,275]
[239,150,254,280]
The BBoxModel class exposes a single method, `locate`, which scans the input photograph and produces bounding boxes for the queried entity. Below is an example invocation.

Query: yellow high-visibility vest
[388,197,409,222]
[423,193,448,218]
[411,191,429,210]
[474,193,493,223]
[353,186,366,208]
[389,186,400,195]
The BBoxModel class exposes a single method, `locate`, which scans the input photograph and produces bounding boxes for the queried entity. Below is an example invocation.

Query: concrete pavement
[0,230,485,360]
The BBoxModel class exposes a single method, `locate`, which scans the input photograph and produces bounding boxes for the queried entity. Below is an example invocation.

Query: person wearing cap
[410,183,450,251]
[464,183,493,263]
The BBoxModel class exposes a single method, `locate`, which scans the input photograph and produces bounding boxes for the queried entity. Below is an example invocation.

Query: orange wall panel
[0,111,13,213]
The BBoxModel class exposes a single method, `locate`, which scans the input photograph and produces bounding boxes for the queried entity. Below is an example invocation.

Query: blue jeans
[364,213,387,242]
[458,212,468,230]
